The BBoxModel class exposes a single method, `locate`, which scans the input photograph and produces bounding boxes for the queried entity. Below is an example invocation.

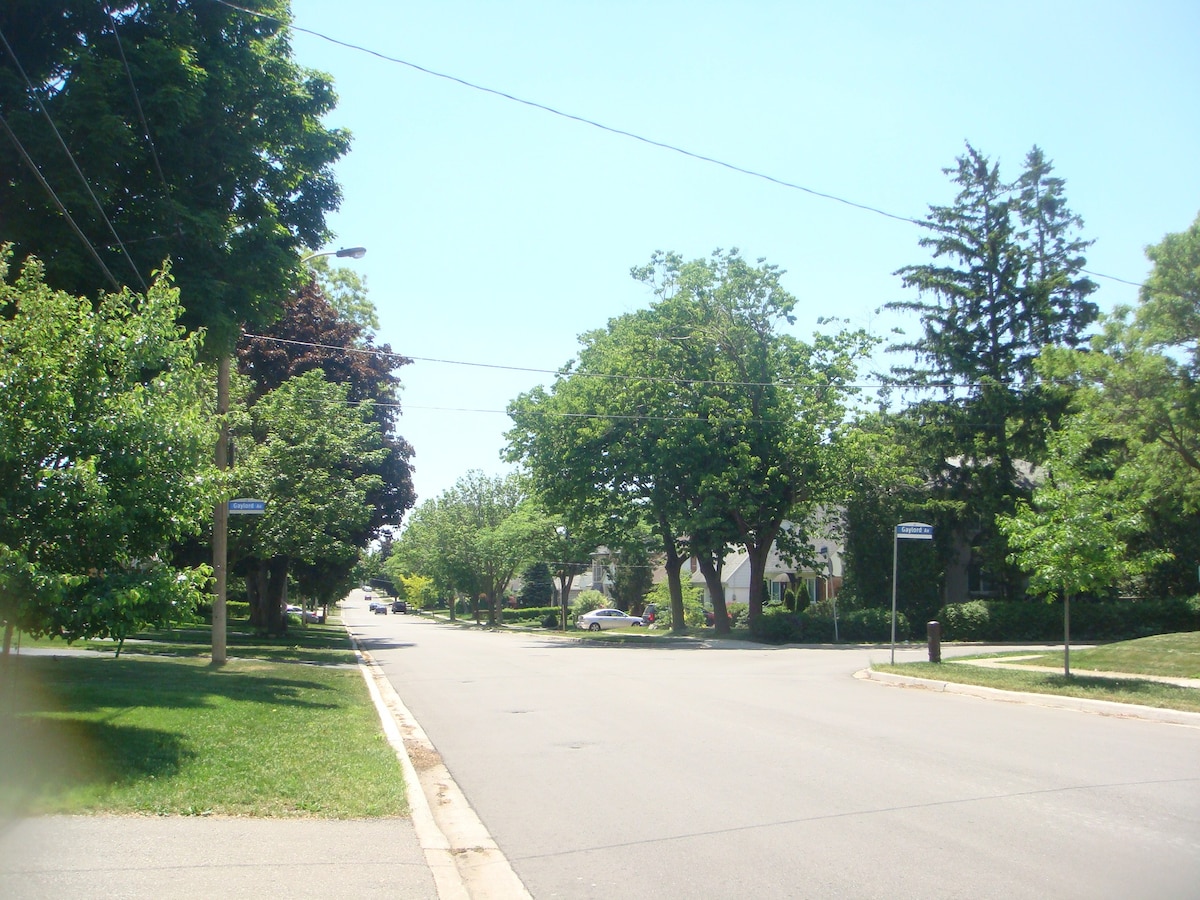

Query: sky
[282,0,1200,511]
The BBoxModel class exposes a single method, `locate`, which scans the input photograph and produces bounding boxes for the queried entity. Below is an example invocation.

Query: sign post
[892,522,934,663]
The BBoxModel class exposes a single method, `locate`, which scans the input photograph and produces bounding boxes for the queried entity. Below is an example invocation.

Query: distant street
[344,602,1200,899]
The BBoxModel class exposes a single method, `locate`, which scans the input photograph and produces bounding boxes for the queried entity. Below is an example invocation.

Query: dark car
[372,602,388,615]
[392,599,408,614]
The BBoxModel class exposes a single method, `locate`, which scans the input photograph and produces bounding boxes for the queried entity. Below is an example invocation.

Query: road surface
[346,603,1200,899]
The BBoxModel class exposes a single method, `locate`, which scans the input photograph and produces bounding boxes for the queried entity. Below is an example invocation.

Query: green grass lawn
[1006,631,1200,679]
[874,631,1200,714]
[0,621,407,819]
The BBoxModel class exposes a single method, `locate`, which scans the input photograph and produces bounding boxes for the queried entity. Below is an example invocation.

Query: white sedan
[576,608,645,631]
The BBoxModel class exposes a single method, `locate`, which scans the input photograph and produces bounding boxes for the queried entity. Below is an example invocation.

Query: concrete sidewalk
[0,815,437,900]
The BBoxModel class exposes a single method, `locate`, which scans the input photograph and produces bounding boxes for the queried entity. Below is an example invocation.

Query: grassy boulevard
[0,615,408,819]
[873,631,1200,714]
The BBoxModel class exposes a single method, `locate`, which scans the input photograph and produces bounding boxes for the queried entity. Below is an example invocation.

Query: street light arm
[300,246,367,264]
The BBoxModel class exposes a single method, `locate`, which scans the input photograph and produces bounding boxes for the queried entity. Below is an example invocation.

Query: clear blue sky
[285,0,1199,509]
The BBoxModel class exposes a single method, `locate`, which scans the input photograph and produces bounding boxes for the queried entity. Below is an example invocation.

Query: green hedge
[751,606,909,644]
[936,596,1200,642]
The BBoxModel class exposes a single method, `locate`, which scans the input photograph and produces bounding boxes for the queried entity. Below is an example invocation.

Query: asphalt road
[346,604,1200,900]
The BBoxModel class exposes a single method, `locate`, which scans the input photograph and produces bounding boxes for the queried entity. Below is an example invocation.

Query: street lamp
[301,246,366,263]
[210,245,366,665]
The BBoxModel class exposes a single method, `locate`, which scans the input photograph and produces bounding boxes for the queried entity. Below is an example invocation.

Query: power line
[210,0,1144,290]
[242,332,1084,394]
[0,24,148,292]
[0,109,122,291]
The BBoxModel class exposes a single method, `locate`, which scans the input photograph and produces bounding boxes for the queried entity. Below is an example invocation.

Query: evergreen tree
[887,145,1098,600]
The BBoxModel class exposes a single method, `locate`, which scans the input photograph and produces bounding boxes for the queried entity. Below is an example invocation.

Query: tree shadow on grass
[0,714,191,817]
[0,655,341,717]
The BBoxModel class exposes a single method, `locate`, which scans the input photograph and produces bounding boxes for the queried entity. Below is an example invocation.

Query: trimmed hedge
[936,596,1200,642]
[751,606,910,644]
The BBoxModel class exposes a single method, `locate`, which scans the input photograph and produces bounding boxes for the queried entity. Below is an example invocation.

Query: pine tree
[886,144,1098,600]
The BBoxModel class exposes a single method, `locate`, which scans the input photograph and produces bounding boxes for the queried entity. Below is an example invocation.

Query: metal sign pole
[890,530,899,664]
[891,522,934,664]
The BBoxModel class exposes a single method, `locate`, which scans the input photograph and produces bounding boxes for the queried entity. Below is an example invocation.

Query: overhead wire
[209,0,1143,290]
[0,108,122,291]
[108,10,178,239]
[0,24,148,292]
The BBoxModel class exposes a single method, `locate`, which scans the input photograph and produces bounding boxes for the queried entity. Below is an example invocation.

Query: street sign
[891,521,934,663]
[228,498,266,515]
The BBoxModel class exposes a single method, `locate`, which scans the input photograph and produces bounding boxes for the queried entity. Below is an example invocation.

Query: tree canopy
[0,250,213,651]
[509,249,873,631]
[0,0,349,348]
[230,368,387,633]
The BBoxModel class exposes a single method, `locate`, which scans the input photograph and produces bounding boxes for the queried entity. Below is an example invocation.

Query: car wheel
[589,622,601,631]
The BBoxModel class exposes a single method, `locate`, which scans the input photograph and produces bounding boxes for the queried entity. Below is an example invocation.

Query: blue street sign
[228,499,266,514]
[895,522,934,540]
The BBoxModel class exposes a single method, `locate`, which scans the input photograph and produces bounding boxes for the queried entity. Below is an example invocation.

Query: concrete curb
[856,668,1200,728]
[353,642,532,900]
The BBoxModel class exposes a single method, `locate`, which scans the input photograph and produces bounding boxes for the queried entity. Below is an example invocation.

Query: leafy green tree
[887,145,1098,601]
[0,252,213,654]
[237,278,416,541]
[997,427,1166,675]
[510,250,872,632]
[392,472,543,625]
[1037,211,1200,595]
[230,369,386,634]
[0,0,349,347]
[388,498,459,614]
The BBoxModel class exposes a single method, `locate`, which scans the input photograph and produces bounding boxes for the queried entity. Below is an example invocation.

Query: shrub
[571,590,607,623]
[726,603,750,629]
[839,607,909,643]
[642,581,707,628]
[503,606,560,624]
[751,607,804,643]
[935,596,1200,642]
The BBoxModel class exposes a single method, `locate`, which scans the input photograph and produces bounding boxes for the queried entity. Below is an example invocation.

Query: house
[689,539,843,607]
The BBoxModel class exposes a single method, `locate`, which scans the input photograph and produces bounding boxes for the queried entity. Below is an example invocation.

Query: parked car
[576,608,645,631]
[642,603,658,625]
[392,599,408,614]
[304,608,325,624]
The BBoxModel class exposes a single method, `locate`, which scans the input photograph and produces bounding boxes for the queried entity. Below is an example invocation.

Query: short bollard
[927,620,942,663]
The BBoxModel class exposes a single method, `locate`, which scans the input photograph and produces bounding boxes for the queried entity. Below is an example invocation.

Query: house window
[769,580,784,604]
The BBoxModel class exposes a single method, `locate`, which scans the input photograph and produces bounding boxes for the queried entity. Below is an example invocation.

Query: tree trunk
[656,511,686,634]
[254,556,289,636]
[2,620,13,657]
[557,573,575,631]
[246,561,267,630]
[1063,592,1071,678]
[695,553,730,635]
[744,540,774,630]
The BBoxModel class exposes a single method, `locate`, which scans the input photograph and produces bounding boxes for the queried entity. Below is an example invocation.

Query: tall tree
[230,369,386,634]
[0,252,213,654]
[887,145,1098,601]
[0,0,349,347]
[509,250,873,631]
[237,278,416,536]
